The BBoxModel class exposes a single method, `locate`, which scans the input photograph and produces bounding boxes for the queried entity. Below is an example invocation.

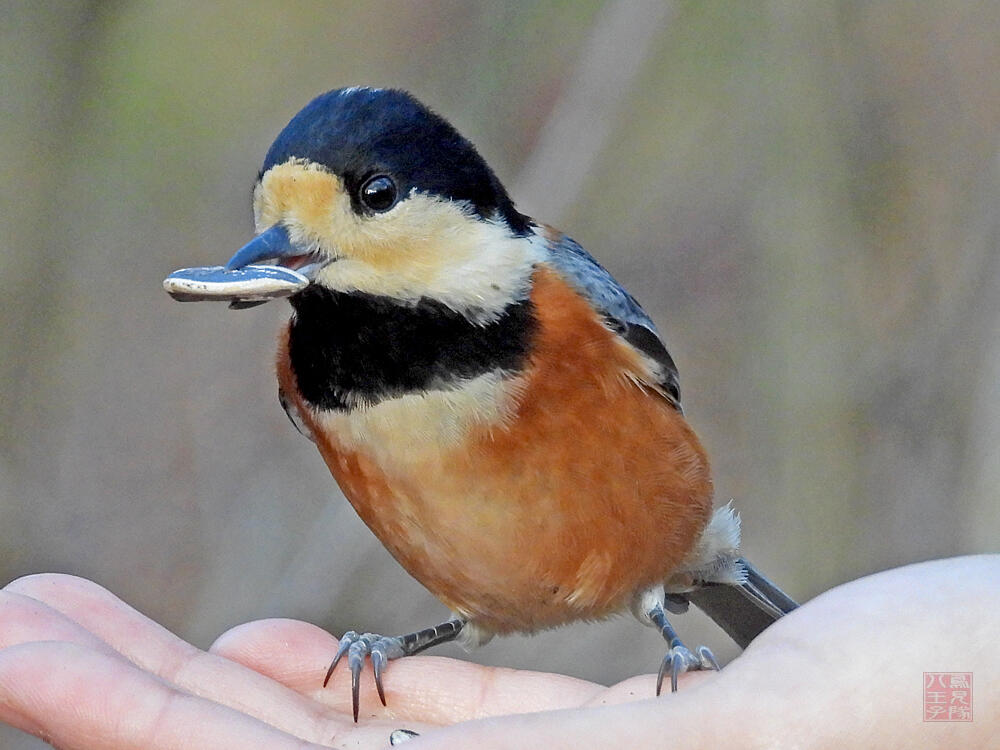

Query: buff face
[252,158,543,320]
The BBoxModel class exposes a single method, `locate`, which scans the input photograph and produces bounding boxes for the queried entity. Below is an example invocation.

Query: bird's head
[225,87,542,321]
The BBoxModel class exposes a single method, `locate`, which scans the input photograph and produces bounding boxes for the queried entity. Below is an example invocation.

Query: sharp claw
[671,650,683,693]
[372,646,387,706]
[324,631,357,687]
[698,645,720,671]
[349,640,369,723]
[656,653,668,696]
[351,658,361,722]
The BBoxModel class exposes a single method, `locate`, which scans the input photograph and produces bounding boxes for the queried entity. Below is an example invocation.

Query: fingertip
[2,572,137,629]
[0,641,132,740]
[209,618,340,693]
[210,618,335,659]
[0,641,62,738]
[3,572,95,598]
[0,590,116,655]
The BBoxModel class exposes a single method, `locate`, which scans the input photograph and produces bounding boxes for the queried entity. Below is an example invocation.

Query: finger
[0,641,340,750]
[383,691,747,750]
[212,619,605,724]
[4,574,196,673]
[585,670,717,708]
[390,661,784,750]
[2,575,350,740]
[0,589,119,656]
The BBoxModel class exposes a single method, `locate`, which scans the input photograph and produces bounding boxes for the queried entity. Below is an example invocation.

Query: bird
[166,86,797,723]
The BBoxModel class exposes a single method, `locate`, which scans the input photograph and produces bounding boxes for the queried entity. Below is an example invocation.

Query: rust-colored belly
[276,268,713,634]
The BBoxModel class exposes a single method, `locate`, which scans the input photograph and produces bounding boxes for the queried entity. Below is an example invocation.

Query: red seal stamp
[923,672,973,722]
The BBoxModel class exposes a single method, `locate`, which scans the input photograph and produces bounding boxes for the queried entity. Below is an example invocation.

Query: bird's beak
[163,224,331,308]
[225,224,329,280]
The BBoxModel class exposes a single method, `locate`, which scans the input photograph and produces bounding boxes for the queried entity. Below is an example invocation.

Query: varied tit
[165,86,797,723]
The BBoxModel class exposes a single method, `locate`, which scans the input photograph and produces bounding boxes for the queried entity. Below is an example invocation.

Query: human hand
[0,556,996,749]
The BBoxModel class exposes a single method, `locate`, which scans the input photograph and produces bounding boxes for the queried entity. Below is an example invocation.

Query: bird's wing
[543,231,682,410]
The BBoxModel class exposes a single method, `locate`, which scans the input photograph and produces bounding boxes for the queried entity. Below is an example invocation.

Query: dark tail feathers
[686,557,798,649]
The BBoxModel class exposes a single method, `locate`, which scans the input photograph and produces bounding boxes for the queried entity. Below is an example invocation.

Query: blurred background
[2,1,999,745]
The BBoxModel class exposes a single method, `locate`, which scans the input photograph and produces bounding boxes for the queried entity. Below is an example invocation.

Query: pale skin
[0,556,996,749]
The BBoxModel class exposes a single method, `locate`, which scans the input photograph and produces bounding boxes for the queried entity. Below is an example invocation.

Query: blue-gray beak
[225,224,298,270]
[164,224,327,309]
[225,224,330,281]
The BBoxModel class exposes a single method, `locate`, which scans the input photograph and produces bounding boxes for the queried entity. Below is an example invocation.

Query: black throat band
[287,286,536,410]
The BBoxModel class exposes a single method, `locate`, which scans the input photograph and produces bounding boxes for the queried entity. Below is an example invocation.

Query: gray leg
[324,619,465,722]
[647,602,720,694]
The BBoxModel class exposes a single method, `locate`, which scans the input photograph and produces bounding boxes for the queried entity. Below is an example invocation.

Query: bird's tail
[686,558,798,648]
[668,504,799,648]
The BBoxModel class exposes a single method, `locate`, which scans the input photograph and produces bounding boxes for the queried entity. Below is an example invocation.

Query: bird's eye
[359,175,398,212]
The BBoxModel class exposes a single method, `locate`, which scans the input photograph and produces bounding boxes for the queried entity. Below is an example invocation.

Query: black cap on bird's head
[224,87,539,318]
[260,87,528,232]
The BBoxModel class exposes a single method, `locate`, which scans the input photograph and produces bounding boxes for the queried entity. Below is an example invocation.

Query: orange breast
[276,267,713,634]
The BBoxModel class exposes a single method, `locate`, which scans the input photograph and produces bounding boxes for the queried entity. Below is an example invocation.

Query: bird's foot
[642,595,721,694]
[324,631,404,721]
[656,642,719,695]
[324,619,464,722]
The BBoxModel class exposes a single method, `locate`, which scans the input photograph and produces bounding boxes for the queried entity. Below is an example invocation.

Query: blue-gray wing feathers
[544,233,682,409]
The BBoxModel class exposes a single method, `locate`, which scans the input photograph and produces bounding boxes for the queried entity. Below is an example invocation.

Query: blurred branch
[513,0,675,221]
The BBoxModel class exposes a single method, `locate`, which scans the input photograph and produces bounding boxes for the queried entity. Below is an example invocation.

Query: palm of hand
[0,556,996,749]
